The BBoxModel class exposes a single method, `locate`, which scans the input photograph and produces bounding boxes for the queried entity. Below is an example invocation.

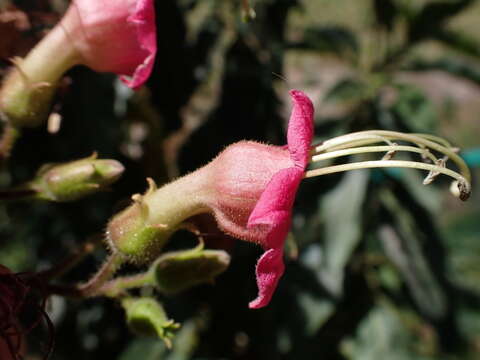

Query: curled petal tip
[288,89,307,99]
[248,248,285,309]
[287,90,314,169]
[288,90,314,112]
[120,53,156,89]
[123,0,157,89]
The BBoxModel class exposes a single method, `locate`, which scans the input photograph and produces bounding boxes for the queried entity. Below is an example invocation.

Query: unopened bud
[149,242,230,294]
[29,153,124,202]
[122,297,179,348]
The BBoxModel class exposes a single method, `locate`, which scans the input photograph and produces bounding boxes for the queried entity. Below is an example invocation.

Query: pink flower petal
[247,167,303,308]
[120,0,157,89]
[198,90,315,308]
[65,0,157,89]
[287,90,314,169]
[248,247,285,309]
[247,167,303,249]
[243,90,314,308]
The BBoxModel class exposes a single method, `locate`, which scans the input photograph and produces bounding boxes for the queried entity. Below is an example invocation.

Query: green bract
[122,297,180,348]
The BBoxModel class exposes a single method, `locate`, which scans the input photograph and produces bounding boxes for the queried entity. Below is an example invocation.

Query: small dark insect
[0,264,54,360]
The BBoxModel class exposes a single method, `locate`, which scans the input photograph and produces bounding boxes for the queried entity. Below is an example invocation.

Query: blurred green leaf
[435,29,480,59]
[290,26,358,61]
[408,0,474,43]
[373,0,398,31]
[443,209,480,292]
[399,170,441,214]
[407,57,480,86]
[165,321,198,360]
[390,84,437,133]
[118,320,198,360]
[378,263,403,293]
[118,338,166,360]
[324,78,366,104]
[378,191,447,320]
[297,291,334,335]
[317,170,369,297]
[341,305,432,360]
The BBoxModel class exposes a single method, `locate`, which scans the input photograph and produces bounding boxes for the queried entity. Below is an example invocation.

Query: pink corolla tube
[204,90,314,308]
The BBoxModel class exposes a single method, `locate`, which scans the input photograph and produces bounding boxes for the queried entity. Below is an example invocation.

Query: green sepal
[122,297,180,348]
[148,241,231,294]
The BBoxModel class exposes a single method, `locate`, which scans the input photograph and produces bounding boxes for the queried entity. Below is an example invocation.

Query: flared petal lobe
[246,90,314,309]
[248,248,285,309]
[120,0,157,89]
[287,90,315,169]
[247,167,303,248]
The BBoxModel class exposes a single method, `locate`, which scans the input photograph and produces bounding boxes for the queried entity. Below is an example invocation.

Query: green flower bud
[122,297,180,348]
[29,153,124,202]
[149,242,230,294]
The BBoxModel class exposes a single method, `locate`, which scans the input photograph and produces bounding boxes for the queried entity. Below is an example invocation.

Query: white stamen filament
[311,145,438,163]
[307,130,472,201]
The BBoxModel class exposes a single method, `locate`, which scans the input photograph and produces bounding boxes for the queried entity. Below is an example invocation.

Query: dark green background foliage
[1,0,480,359]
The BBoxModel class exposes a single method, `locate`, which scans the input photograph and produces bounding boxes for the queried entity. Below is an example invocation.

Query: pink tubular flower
[0,0,157,126]
[107,89,471,308]
[61,0,157,89]
[107,90,314,309]
[206,90,314,308]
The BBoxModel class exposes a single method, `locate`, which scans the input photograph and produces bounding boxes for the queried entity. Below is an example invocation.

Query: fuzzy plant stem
[0,124,20,164]
[38,235,104,281]
[98,272,154,298]
[0,21,81,127]
[47,251,125,298]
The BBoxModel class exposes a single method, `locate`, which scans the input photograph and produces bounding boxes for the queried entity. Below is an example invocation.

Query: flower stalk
[0,124,20,164]
[47,251,125,298]
[38,235,103,281]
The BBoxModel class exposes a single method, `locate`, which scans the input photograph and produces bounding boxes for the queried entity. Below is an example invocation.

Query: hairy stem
[0,124,20,164]
[46,251,125,297]
[98,272,154,298]
[38,235,103,281]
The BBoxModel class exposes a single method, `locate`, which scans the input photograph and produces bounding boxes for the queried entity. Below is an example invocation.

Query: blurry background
[1,0,480,359]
